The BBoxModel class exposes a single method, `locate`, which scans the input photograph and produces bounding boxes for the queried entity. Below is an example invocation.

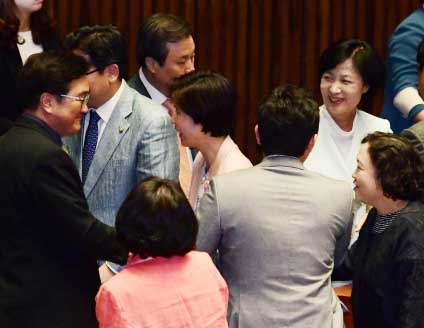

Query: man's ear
[145,57,160,74]
[105,64,120,82]
[39,92,57,114]
[254,125,261,145]
[299,134,317,162]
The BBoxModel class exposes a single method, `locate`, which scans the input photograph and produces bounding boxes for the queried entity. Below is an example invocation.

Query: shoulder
[216,137,252,173]
[356,110,392,132]
[123,84,170,122]
[391,202,424,260]
[307,168,353,194]
[389,9,424,45]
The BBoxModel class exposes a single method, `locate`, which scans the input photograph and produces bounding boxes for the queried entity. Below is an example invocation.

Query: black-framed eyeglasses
[86,68,100,75]
[60,94,90,108]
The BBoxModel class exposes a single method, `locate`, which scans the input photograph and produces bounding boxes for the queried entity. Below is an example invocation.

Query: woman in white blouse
[304,39,392,240]
[0,0,60,132]
[171,71,252,210]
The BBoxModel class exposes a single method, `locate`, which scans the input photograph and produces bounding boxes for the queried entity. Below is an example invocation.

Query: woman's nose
[329,82,341,94]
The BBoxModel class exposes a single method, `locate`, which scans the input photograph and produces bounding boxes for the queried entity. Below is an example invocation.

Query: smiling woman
[304,39,393,243]
[336,131,424,328]
[171,71,252,210]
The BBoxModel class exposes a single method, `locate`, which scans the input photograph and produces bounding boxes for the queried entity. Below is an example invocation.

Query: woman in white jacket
[304,39,392,242]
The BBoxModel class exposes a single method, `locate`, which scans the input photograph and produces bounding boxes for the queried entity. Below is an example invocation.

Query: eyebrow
[76,91,89,97]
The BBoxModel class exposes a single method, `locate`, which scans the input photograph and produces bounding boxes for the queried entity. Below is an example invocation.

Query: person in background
[382,0,424,133]
[304,38,391,241]
[401,37,424,161]
[63,25,179,278]
[128,13,195,194]
[197,84,353,328]
[0,51,127,328]
[171,71,252,210]
[334,132,424,328]
[96,177,229,328]
[0,0,60,133]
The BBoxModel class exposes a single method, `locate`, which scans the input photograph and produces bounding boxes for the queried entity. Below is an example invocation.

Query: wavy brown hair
[363,132,424,201]
[0,0,56,50]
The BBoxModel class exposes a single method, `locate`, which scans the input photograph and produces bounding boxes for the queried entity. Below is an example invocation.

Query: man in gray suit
[63,25,179,276]
[197,85,354,328]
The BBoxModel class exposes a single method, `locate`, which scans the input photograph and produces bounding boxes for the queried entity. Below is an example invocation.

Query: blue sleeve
[388,10,424,94]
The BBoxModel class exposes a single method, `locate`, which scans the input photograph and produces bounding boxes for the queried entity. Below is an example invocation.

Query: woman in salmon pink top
[95,177,229,328]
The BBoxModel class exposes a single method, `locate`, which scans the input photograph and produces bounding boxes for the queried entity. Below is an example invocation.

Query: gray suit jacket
[64,81,179,227]
[197,155,353,328]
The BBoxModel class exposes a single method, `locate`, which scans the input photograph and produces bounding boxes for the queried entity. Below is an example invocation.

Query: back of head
[17,51,88,111]
[116,177,198,259]
[319,38,384,102]
[64,25,127,79]
[137,13,192,67]
[362,132,424,201]
[171,71,237,137]
[257,84,319,157]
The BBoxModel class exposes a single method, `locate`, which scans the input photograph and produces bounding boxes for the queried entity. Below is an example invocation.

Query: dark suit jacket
[0,35,60,125]
[128,72,150,98]
[0,116,127,328]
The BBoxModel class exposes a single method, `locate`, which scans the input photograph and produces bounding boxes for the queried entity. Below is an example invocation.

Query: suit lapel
[83,84,132,197]
[129,73,151,98]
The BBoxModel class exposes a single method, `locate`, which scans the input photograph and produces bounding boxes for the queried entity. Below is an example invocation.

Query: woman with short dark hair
[335,132,424,328]
[171,71,252,209]
[304,39,392,241]
[95,177,229,328]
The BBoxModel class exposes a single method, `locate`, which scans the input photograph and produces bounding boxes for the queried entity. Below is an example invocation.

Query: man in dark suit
[128,13,195,100]
[0,52,127,328]
[128,14,196,194]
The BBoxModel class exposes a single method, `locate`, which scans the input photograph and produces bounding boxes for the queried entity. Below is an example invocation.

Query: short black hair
[17,51,88,111]
[362,132,424,201]
[257,84,319,157]
[171,71,237,137]
[116,177,198,259]
[64,25,127,79]
[137,13,192,68]
[319,39,384,102]
[417,38,424,70]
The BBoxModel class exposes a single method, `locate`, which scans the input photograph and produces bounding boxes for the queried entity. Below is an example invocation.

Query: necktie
[162,99,192,196]
[82,110,101,184]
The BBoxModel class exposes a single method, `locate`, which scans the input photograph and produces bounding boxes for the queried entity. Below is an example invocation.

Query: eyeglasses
[60,94,90,108]
[86,68,100,75]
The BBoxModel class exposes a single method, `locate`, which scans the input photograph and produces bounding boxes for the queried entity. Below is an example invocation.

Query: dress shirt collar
[139,67,167,104]
[260,154,304,170]
[22,113,62,146]
[92,80,125,124]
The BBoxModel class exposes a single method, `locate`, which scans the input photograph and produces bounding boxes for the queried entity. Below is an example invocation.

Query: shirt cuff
[408,104,424,121]
[393,87,424,118]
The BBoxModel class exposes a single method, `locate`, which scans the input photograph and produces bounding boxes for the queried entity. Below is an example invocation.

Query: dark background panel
[46,0,421,163]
